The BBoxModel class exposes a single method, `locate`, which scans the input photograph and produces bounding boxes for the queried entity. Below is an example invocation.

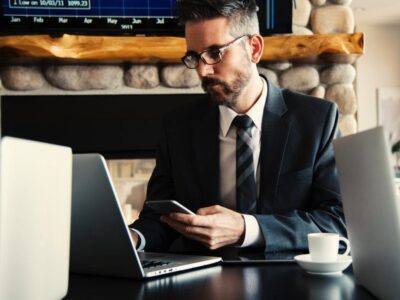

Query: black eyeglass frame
[181,35,251,69]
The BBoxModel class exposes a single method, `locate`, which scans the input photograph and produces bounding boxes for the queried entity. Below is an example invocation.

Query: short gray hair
[175,0,260,36]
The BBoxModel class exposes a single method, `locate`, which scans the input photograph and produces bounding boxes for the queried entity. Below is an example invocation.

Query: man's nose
[196,59,214,78]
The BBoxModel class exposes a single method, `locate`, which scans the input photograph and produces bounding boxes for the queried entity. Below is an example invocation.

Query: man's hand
[160,205,245,250]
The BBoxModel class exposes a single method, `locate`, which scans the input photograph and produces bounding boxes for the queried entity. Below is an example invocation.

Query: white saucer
[294,254,352,276]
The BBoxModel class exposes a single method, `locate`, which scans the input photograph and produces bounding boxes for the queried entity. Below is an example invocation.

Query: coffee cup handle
[339,237,351,256]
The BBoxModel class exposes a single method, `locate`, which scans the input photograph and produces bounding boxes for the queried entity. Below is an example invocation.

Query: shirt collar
[219,77,268,137]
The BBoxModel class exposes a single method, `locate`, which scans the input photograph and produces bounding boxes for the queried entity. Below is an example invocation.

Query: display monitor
[0,0,292,36]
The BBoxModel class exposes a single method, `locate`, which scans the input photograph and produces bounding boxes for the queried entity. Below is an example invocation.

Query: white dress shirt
[218,77,267,247]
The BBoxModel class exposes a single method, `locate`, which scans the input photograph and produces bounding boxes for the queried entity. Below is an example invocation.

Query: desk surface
[65,264,376,300]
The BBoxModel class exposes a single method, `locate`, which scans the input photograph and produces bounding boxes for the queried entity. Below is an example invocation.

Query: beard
[201,61,252,107]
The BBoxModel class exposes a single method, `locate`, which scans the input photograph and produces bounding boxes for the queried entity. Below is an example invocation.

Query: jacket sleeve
[255,104,346,252]
[129,120,179,252]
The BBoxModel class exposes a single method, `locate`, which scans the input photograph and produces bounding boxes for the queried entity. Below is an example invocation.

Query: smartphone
[146,200,195,215]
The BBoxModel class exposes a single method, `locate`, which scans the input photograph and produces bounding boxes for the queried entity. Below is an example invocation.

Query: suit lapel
[259,80,291,212]
[192,101,220,206]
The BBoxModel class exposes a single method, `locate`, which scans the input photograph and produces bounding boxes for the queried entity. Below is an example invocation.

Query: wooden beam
[261,32,364,63]
[0,32,364,63]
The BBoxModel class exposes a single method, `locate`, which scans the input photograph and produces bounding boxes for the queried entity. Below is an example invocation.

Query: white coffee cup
[308,233,351,262]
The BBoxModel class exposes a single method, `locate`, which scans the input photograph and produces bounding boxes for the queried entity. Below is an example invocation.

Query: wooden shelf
[0,32,364,64]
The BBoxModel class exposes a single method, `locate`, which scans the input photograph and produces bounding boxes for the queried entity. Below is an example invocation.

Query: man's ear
[249,34,264,64]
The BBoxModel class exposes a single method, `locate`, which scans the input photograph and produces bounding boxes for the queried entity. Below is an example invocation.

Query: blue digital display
[0,0,292,36]
[5,0,174,17]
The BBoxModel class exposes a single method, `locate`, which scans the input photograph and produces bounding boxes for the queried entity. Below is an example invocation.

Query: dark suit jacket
[131,79,346,253]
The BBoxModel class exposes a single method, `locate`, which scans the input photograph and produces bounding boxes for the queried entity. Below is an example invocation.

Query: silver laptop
[0,137,72,300]
[333,127,400,300]
[70,154,221,279]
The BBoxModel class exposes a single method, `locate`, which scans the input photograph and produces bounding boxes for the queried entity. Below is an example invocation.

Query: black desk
[65,264,376,300]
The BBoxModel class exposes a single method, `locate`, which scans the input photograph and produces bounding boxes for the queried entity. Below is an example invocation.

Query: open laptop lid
[0,137,72,300]
[70,154,145,279]
[71,154,221,279]
[333,127,400,299]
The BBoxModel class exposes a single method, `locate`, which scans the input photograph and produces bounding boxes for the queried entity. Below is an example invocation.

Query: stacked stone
[257,63,357,136]
[0,64,200,91]
[293,0,354,35]
[291,0,357,135]
[0,0,357,135]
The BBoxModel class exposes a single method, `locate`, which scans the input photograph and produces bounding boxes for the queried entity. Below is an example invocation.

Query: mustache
[201,77,228,90]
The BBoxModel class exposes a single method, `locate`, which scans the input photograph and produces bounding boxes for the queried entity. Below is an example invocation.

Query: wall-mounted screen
[0,0,292,36]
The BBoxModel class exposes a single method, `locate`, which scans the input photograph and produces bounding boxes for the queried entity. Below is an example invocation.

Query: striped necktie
[233,115,257,214]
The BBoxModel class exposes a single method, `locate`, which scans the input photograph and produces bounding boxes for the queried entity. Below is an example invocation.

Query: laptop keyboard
[141,259,171,269]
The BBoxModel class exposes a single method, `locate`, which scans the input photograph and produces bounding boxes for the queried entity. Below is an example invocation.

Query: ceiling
[351,0,400,25]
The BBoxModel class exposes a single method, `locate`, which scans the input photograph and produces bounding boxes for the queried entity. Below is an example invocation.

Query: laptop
[70,153,221,279]
[0,137,72,300]
[333,127,400,300]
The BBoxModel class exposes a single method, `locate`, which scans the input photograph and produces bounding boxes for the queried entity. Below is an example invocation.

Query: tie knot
[233,115,254,130]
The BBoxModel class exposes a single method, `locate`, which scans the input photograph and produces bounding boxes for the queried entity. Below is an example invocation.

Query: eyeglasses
[181,35,249,69]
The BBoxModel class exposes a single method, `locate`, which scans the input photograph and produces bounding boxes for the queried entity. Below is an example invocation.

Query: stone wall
[0,0,358,135]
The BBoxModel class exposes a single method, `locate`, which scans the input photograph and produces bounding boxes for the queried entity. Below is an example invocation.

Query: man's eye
[207,50,221,61]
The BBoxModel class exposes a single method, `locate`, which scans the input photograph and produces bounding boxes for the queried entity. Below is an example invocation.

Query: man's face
[185,17,252,106]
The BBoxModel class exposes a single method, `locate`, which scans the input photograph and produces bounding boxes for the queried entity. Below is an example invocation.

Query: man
[130,0,346,253]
